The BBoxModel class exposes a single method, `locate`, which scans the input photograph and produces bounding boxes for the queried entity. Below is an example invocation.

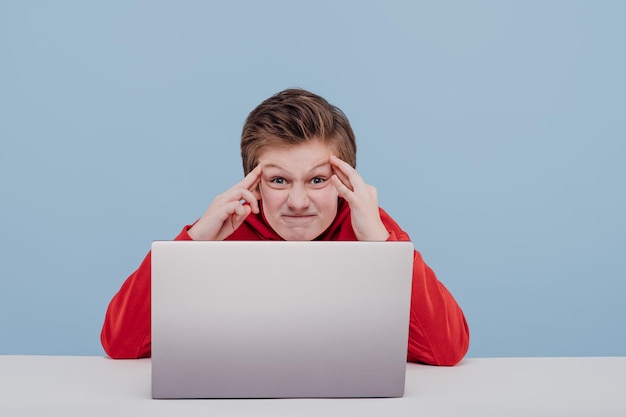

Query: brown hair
[241,88,357,175]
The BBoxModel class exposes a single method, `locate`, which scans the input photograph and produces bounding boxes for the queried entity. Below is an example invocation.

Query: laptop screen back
[151,240,414,398]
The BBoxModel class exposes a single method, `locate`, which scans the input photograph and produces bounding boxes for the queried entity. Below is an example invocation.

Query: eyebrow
[262,161,331,175]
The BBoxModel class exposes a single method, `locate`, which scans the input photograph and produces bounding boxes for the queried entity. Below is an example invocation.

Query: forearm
[100,252,153,359]
[100,226,193,359]
[406,250,469,366]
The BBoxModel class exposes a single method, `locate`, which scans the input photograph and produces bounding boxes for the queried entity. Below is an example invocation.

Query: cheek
[260,185,286,210]
[312,187,339,212]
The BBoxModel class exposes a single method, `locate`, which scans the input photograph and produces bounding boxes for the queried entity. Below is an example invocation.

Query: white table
[1,356,625,416]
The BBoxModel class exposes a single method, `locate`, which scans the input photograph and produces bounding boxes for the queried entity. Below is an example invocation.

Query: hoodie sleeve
[100,226,193,359]
[383,209,470,366]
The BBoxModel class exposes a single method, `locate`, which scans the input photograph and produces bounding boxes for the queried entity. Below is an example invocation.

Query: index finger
[241,164,262,191]
[330,155,360,191]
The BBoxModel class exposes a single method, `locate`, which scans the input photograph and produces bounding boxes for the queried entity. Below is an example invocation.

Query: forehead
[257,140,336,164]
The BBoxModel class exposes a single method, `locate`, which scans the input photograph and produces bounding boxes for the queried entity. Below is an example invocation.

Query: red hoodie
[101,199,469,365]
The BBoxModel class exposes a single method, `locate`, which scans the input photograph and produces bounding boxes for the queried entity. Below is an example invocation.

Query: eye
[310,177,326,185]
[270,177,286,185]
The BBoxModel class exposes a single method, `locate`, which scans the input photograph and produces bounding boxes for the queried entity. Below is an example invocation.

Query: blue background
[1,1,624,358]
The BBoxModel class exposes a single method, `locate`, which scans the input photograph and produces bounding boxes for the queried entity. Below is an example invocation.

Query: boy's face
[257,140,339,240]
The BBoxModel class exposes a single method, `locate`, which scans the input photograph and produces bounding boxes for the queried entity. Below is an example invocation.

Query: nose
[287,184,310,211]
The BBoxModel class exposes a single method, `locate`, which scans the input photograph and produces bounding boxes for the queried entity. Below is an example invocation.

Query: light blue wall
[1,1,624,357]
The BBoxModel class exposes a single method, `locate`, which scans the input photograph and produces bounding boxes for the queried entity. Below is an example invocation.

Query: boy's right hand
[187,165,262,241]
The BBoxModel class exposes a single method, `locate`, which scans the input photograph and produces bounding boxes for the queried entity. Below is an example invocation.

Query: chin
[278,229,320,241]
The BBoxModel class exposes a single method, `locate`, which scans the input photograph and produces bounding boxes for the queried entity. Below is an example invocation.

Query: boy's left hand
[330,155,390,241]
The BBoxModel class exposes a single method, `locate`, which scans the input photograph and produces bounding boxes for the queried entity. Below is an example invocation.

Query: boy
[101,88,469,365]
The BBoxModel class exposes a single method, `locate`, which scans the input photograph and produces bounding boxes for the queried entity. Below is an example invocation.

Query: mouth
[281,214,317,224]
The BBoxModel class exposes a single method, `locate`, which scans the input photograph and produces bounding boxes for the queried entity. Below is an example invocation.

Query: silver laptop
[151,240,414,399]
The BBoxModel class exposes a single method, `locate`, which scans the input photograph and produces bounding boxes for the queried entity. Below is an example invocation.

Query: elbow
[408,319,470,366]
[100,325,148,360]
[436,344,469,366]
[435,320,470,366]
[101,329,128,359]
